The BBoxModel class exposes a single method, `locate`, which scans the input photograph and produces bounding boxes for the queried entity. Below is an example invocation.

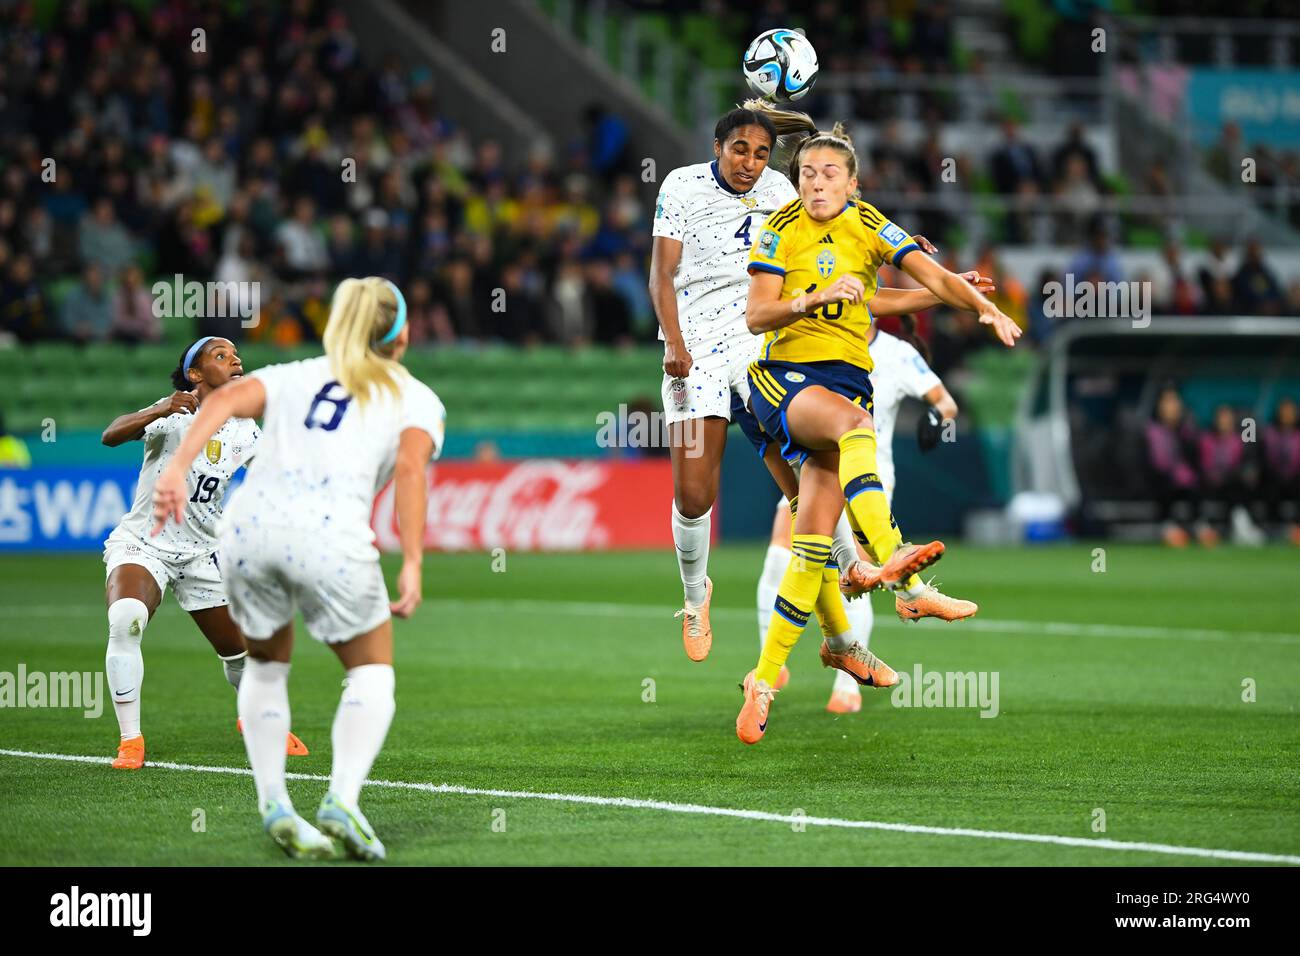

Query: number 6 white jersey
[652,161,797,353]
[224,355,446,558]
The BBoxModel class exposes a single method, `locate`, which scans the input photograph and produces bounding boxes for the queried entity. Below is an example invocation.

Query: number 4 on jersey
[304,381,352,431]
[735,215,753,248]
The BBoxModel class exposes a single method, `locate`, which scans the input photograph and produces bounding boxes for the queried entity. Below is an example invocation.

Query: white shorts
[219,522,390,644]
[103,528,226,613]
[661,334,760,426]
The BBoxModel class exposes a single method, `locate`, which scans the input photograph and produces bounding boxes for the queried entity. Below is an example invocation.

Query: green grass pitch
[1,544,1297,866]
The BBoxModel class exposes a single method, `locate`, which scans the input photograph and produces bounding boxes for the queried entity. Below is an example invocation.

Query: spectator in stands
[1231,238,1284,315]
[1066,221,1124,287]
[1197,403,1263,545]
[405,276,455,346]
[59,262,113,344]
[0,254,52,343]
[274,196,328,280]
[1053,153,1102,246]
[585,259,632,346]
[78,197,136,277]
[1262,396,1300,545]
[1050,123,1102,191]
[1145,384,1200,547]
[495,262,545,345]
[990,118,1044,241]
[1152,241,1201,316]
[109,263,161,344]
[1197,236,1236,315]
[1026,266,1060,345]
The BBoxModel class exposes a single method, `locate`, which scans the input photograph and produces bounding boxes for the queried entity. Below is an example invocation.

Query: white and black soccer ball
[742,28,820,102]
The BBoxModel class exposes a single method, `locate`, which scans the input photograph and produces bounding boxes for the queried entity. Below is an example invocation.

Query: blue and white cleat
[262,800,337,860]
[317,792,386,861]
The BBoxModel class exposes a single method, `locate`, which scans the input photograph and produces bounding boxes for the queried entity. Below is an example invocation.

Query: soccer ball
[742,29,819,102]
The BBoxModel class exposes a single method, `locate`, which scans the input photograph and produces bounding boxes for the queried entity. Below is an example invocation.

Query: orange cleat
[1162,524,1190,548]
[826,687,863,714]
[112,735,145,770]
[1196,525,1220,548]
[895,585,978,622]
[838,559,883,599]
[237,719,311,756]
[879,541,945,590]
[735,670,778,745]
[818,639,898,687]
[675,577,713,662]
[773,665,791,691]
[1289,524,1300,547]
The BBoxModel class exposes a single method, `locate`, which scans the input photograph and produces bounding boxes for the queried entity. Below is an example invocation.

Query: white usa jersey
[652,161,797,353]
[115,405,259,561]
[225,355,445,557]
[868,331,941,499]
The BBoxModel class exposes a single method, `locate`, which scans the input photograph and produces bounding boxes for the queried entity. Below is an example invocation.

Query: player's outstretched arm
[390,426,435,619]
[898,252,1021,348]
[150,377,267,533]
[870,272,995,317]
[101,391,197,446]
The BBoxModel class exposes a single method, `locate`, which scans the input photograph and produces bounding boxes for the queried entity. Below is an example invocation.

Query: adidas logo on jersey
[819,234,834,243]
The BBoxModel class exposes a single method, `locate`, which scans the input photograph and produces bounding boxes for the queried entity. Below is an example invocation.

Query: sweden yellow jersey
[747,198,921,371]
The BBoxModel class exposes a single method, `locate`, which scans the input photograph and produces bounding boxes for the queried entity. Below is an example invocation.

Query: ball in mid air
[742,28,820,102]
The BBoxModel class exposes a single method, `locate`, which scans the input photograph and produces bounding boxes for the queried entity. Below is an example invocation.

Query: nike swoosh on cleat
[757,719,767,732]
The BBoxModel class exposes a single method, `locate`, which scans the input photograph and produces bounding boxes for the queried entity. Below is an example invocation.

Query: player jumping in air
[757,316,965,715]
[151,279,445,861]
[100,337,308,770]
[651,101,975,669]
[737,122,1020,744]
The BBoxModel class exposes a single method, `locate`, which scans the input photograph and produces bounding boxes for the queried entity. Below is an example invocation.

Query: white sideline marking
[5,600,1299,646]
[1,748,1297,865]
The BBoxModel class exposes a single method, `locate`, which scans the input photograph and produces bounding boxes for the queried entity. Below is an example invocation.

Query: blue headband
[378,281,407,345]
[182,336,216,378]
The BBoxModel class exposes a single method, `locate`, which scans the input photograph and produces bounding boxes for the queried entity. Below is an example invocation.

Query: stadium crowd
[0,0,654,351]
[1,0,1297,367]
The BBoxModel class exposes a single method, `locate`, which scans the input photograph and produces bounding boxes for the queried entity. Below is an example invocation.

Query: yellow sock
[838,428,920,592]
[814,567,850,639]
[786,496,848,639]
[756,533,831,684]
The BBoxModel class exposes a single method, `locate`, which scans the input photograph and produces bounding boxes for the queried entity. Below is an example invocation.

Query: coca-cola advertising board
[371,459,681,551]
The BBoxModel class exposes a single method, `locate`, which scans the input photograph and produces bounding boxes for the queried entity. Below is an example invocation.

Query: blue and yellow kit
[744,198,921,461]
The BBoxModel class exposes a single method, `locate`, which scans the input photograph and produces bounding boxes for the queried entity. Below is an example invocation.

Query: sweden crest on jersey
[816,248,836,278]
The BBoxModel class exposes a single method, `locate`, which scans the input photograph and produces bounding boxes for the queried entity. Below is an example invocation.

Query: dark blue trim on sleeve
[891,243,920,266]
[748,261,786,276]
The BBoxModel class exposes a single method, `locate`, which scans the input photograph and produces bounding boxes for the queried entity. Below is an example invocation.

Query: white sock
[757,543,791,651]
[831,511,859,572]
[898,580,928,600]
[330,664,396,807]
[831,593,874,696]
[238,658,292,810]
[221,651,247,691]
[106,598,148,741]
[845,592,875,649]
[833,668,861,694]
[672,502,712,607]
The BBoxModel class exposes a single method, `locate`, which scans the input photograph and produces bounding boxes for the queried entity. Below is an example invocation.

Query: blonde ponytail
[322,276,408,409]
[739,98,817,138]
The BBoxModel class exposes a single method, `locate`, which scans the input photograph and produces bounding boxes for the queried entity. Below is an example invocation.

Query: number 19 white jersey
[224,355,446,558]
